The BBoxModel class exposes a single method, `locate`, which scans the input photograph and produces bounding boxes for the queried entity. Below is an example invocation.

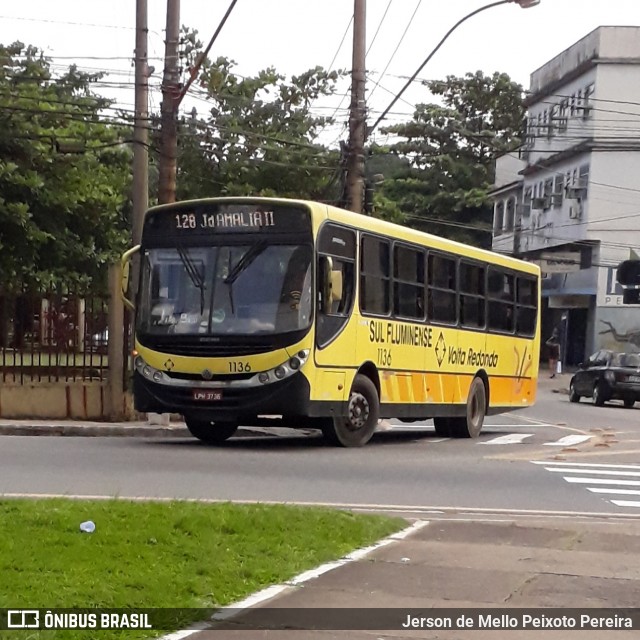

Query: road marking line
[481,434,534,445]
[547,468,640,477]
[532,461,640,470]
[610,500,640,509]
[542,435,593,447]
[564,477,640,486]
[588,488,640,496]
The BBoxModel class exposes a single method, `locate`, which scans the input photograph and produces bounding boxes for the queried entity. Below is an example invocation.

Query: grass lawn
[0,498,405,639]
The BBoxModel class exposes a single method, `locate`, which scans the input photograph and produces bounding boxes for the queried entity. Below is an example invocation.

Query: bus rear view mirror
[319,256,333,313]
[330,269,343,303]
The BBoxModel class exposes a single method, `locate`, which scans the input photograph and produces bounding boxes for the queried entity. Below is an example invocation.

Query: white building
[491,26,640,366]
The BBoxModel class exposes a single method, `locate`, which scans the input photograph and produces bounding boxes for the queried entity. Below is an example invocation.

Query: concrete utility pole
[158,0,181,205]
[345,0,366,214]
[132,0,149,245]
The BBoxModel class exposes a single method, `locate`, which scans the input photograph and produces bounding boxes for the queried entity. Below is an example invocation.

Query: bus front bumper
[133,370,314,421]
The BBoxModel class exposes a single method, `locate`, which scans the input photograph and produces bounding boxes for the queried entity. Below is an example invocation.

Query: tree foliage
[163,30,346,203]
[377,71,524,246]
[0,42,132,290]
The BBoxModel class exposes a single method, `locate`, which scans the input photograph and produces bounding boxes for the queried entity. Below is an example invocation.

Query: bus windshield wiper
[224,240,268,285]
[176,244,206,314]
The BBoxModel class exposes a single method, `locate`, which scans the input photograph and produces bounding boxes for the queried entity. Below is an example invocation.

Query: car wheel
[184,418,238,444]
[624,398,635,409]
[592,383,606,407]
[322,374,379,447]
[569,381,580,403]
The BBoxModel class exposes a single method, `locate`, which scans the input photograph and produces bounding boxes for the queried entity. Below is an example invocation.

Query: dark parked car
[569,350,640,407]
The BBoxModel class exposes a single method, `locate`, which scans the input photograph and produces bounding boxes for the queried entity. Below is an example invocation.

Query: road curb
[0,424,191,437]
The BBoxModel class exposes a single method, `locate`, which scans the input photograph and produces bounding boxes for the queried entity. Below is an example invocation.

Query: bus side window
[427,253,457,324]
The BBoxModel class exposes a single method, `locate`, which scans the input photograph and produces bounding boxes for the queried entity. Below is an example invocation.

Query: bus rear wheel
[184,418,238,444]
[322,374,379,447]
[449,377,486,438]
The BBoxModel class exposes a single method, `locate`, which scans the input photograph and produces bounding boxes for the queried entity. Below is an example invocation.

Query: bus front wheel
[322,374,379,447]
[449,377,486,438]
[184,418,238,444]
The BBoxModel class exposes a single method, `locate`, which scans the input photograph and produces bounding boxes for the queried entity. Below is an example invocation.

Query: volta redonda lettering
[448,346,499,368]
[369,320,433,348]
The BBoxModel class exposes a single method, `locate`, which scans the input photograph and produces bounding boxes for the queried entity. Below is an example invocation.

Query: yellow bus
[122,197,540,447]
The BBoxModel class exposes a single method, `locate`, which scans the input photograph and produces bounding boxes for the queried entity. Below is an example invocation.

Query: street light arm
[368,0,513,137]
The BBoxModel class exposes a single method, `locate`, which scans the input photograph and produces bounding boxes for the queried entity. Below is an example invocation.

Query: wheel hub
[347,393,369,431]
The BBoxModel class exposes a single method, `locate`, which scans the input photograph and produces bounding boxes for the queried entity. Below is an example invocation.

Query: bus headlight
[255,350,309,385]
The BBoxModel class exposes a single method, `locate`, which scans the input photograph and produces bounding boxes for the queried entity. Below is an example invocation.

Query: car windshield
[137,243,313,336]
[612,353,640,368]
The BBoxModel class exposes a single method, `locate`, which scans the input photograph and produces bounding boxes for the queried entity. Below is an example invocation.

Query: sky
[1,0,639,146]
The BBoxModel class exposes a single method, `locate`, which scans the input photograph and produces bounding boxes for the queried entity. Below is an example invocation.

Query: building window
[505,198,515,232]
[494,201,505,234]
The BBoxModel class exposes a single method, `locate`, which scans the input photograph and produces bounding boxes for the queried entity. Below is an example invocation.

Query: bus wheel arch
[322,366,380,447]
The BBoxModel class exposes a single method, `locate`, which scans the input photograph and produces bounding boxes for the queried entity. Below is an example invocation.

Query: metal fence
[0,288,113,383]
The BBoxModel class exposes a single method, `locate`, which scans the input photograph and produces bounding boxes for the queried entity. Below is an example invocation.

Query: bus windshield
[137,242,313,336]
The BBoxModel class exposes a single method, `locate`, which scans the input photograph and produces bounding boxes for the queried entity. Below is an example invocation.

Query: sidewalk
[194,515,640,638]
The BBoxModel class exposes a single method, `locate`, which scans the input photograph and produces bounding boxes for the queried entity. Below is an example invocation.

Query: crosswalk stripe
[610,500,640,508]
[481,434,534,445]
[564,477,640,486]
[546,468,640,477]
[588,488,640,496]
[542,435,592,447]
[532,461,640,470]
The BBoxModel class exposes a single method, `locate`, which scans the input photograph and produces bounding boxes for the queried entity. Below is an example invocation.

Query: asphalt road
[1,387,639,517]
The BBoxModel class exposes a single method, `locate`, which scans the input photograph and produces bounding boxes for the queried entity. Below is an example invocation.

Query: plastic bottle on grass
[80,520,96,533]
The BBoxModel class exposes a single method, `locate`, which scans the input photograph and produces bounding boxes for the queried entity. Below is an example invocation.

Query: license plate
[628,376,640,383]
[192,389,222,401]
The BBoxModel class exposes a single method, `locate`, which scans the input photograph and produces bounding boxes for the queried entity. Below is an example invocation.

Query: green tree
[0,42,132,290]
[378,71,524,246]
[163,32,345,203]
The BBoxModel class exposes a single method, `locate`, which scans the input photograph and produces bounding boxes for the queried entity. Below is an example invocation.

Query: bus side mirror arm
[121,245,140,311]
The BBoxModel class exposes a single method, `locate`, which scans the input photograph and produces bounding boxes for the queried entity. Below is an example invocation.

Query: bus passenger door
[314,225,357,401]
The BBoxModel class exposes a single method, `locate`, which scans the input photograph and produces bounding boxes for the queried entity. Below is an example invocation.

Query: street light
[368,0,541,136]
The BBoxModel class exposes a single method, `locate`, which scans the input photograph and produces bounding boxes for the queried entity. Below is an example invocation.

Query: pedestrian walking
[545,327,561,378]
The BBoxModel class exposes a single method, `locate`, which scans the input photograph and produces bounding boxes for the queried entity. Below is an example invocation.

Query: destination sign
[144,202,311,237]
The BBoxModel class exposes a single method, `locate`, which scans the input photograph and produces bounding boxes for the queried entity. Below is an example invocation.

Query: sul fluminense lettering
[175,210,275,230]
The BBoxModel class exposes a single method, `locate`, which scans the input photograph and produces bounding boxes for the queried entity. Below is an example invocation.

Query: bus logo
[435,332,446,367]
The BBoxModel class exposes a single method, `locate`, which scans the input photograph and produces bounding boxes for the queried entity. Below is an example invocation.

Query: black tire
[569,381,580,403]
[184,418,238,444]
[624,398,635,409]
[433,417,451,437]
[592,383,606,407]
[322,374,379,447]
[449,377,487,438]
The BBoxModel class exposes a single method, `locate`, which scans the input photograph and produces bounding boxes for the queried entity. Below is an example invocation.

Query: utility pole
[132,0,149,245]
[158,0,181,205]
[345,0,366,214]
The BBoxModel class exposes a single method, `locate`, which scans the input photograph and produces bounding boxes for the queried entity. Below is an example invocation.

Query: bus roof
[144,196,540,277]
